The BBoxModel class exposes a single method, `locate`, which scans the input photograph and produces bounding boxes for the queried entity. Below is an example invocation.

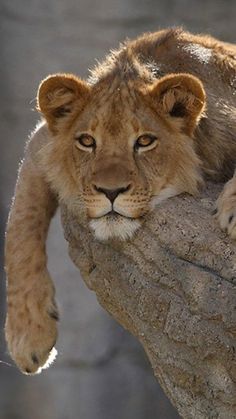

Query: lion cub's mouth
[89,211,141,241]
[94,209,134,220]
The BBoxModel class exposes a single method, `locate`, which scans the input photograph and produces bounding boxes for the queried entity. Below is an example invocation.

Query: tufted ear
[149,73,206,135]
[37,74,90,132]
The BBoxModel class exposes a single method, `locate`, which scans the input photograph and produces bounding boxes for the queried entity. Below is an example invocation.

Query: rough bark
[61,182,236,419]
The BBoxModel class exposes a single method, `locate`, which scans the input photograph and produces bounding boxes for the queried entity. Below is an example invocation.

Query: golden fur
[5,28,236,374]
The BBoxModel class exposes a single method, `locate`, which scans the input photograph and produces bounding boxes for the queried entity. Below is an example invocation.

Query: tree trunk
[61,182,236,419]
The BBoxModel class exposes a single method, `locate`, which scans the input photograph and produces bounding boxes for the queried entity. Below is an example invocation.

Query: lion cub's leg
[215,172,236,239]
[5,155,58,374]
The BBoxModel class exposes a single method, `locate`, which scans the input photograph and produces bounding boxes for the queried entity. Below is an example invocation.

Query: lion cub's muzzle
[92,184,132,218]
[86,183,144,241]
[84,159,148,240]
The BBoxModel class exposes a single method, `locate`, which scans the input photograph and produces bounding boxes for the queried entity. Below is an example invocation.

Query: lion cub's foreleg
[5,153,58,374]
[215,172,236,239]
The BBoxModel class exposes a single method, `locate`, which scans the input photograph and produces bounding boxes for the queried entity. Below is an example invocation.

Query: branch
[61,182,236,419]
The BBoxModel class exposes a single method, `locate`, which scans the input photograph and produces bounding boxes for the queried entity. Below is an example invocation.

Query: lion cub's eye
[134,134,157,151]
[75,134,96,151]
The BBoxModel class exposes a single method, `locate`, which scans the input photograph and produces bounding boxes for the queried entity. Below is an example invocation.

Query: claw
[31,353,39,364]
[48,309,59,321]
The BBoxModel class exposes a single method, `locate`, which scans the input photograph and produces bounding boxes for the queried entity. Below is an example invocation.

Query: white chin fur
[89,216,141,241]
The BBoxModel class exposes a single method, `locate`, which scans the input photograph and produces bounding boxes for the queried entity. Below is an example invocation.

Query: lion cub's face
[37,73,205,240]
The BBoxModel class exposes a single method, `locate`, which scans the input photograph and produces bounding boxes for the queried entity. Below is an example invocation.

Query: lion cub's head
[37,71,205,241]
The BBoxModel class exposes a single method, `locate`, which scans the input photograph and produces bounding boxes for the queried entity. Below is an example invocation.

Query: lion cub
[5,28,236,374]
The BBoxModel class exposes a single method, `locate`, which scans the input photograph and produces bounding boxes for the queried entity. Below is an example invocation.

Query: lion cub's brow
[82,89,142,139]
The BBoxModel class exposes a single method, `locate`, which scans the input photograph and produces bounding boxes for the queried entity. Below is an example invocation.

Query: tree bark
[61,183,236,419]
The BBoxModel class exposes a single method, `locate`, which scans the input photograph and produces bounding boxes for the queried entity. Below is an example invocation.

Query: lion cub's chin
[89,214,141,241]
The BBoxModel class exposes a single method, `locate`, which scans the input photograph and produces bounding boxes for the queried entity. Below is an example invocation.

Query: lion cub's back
[129,28,236,95]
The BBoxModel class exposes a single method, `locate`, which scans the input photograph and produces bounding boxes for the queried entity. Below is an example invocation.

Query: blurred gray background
[1,1,235,418]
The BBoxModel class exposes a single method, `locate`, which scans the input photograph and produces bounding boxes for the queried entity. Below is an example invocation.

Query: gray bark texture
[61,182,236,419]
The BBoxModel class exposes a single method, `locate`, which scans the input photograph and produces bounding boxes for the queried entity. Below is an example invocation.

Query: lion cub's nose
[94,185,130,204]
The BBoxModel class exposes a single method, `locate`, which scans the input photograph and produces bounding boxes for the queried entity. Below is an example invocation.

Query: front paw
[215,177,236,239]
[5,277,59,375]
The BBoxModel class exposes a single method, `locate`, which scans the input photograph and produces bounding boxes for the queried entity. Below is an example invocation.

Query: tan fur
[5,28,236,374]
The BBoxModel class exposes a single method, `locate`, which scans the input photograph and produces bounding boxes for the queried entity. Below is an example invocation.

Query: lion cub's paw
[5,277,59,375]
[215,177,236,239]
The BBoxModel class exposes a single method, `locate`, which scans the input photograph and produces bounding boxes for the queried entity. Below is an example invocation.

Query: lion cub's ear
[37,74,90,132]
[149,73,206,135]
